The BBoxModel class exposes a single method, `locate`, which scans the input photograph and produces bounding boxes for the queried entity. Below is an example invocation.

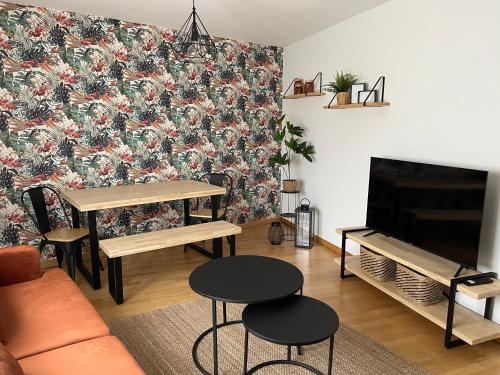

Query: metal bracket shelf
[325,76,388,108]
[283,72,324,99]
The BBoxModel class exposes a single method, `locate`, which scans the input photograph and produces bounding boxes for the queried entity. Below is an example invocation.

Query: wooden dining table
[60,180,226,290]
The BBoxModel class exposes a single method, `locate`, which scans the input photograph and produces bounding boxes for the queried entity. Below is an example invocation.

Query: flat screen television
[366,157,488,269]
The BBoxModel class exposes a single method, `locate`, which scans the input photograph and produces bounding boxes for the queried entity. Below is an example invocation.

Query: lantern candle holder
[295,198,315,249]
[267,221,284,245]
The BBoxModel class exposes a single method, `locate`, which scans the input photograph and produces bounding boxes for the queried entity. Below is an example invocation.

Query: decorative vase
[267,221,284,245]
[293,79,304,95]
[336,92,350,105]
[282,179,298,192]
[305,80,314,94]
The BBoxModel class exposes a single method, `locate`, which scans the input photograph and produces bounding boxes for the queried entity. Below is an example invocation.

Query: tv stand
[454,264,470,278]
[336,227,500,348]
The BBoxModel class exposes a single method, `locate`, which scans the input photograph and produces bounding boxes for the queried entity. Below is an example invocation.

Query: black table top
[242,295,339,346]
[189,255,303,304]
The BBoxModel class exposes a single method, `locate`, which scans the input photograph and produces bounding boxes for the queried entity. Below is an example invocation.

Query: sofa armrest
[0,245,42,287]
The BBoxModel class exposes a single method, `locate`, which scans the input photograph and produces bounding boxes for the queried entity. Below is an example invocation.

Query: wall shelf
[325,76,389,109]
[284,92,325,100]
[323,102,390,109]
[282,72,323,100]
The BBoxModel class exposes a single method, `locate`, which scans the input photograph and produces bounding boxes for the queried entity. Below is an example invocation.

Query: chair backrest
[198,173,234,214]
[21,185,71,236]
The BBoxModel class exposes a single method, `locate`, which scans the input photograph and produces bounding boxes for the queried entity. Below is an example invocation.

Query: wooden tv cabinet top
[336,227,500,300]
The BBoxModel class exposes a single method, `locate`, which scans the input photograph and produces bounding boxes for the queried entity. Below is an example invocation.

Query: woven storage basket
[395,264,444,306]
[360,246,396,282]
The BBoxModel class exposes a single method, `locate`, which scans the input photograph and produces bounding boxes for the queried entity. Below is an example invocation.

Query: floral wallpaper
[0,2,282,257]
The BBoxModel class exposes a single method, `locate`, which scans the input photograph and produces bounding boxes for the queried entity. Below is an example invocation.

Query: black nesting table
[189,255,304,375]
[242,295,339,374]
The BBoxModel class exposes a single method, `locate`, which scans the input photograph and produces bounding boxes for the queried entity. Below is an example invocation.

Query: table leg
[223,302,227,323]
[212,299,219,375]
[211,195,220,221]
[229,235,236,256]
[73,206,99,288]
[87,210,101,289]
[211,195,221,258]
[184,198,190,226]
[243,328,249,374]
[71,206,83,266]
[327,336,335,375]
[214,237,223,258]
[287,345,291,361]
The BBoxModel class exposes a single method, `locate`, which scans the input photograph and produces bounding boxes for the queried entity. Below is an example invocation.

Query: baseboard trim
[315,235,342,255]
[238,216,276,229]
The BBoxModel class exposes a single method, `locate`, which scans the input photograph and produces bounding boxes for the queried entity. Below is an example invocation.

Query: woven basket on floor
[360,246,396,282]
[395,264,444,306]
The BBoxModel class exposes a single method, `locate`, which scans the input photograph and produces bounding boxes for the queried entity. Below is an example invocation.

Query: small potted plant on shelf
[269,115,315,192]
[325,71,358,105]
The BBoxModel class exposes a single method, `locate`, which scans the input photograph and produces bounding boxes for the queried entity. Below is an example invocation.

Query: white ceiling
[13,0,390,47]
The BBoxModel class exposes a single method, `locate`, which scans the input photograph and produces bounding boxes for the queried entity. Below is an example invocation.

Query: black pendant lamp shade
[172,0,217,62]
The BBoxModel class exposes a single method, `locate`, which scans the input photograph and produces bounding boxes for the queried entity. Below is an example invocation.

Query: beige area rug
[109,299,430,375]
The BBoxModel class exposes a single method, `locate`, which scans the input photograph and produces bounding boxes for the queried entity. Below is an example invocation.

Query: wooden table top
[61,180,226,212]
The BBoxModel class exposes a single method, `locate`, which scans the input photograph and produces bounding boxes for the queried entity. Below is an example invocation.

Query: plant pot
[336,92,350,105]
[282,179,298,192]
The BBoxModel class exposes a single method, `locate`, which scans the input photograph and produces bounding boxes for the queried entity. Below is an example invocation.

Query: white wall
[283,0,500,321]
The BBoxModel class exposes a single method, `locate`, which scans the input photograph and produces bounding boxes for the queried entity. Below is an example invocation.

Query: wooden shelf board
[335,228,500,300]
[334,256,500,345]
[283,92,325,99]
[323,102,390,109]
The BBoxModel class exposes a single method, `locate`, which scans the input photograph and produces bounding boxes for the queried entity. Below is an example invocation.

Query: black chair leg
[98,256,104,271]
[55,246,64,268]
[62,245,76,280]
[39,239,48,254]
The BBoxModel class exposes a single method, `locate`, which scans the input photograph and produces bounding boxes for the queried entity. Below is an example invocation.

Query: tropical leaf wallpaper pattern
[0,2,283,256]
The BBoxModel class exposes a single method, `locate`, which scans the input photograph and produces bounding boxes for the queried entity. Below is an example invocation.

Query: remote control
[463,278,494,287]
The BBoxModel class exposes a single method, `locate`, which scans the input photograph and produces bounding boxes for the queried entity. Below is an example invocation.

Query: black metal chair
[21,185,90,280]
[184,172,234,251]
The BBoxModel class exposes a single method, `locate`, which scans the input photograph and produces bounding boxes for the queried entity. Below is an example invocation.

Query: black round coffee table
[242,295,339,375]
[189,255,304,375]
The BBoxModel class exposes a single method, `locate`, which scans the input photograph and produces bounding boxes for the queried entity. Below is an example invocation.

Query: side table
[242,295,339,375]
[280,190,299,241]
[189,256,304,375]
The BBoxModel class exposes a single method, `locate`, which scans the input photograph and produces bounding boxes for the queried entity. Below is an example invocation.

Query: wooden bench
[100,220,242,304]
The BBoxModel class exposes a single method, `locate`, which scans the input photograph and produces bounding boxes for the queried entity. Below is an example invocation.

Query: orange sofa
[0,246,145,375]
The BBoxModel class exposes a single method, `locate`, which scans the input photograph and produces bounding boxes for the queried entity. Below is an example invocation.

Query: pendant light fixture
[171,0,217,62]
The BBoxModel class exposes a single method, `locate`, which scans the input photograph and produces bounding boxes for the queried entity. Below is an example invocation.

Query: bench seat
[100,220,240,258]
[99,221,241,304]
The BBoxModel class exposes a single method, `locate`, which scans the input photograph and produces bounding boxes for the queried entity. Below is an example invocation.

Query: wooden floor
[57,223,500,375]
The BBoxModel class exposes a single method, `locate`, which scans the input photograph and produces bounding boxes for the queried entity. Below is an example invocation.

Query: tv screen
[366,157,488,269]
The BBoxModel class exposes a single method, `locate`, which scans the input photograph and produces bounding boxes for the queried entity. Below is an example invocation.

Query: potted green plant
[325,71,358,105]
[269,115,315,192]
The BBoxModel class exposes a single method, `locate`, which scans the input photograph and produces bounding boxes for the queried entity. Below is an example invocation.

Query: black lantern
[171,0,217,63]
[295,198,315,249]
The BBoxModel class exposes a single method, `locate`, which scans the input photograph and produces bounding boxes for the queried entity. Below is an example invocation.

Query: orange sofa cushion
[0,268,109,359]
[0,246,41,287]
[0,343,24,375]
[19,336,144,375]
